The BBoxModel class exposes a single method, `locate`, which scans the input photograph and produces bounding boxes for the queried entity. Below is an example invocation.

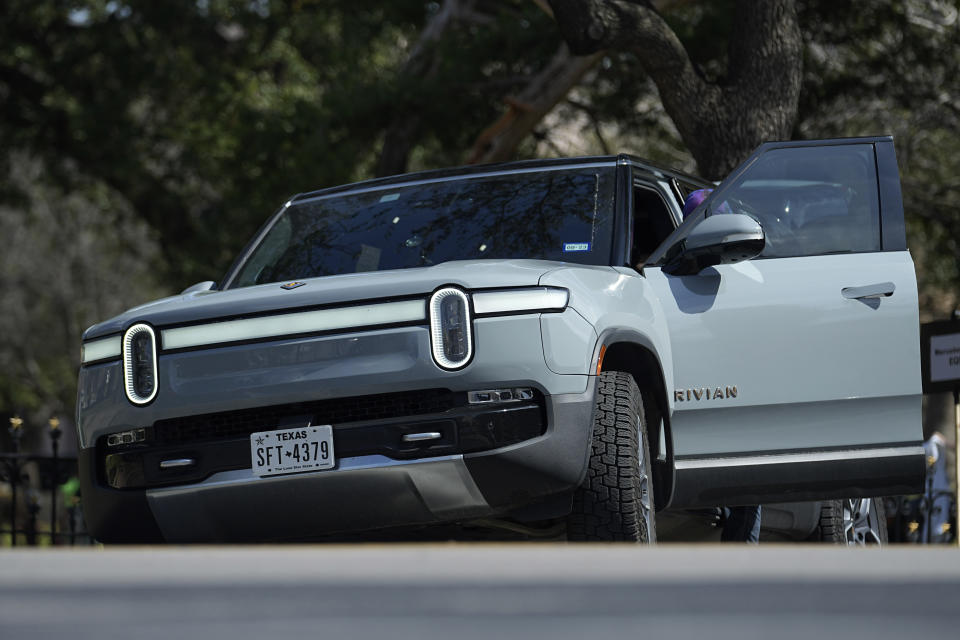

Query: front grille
[103,390,547,490]
[154,388,459,445]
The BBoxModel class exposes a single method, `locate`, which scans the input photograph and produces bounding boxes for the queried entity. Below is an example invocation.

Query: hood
[82,259,561,340]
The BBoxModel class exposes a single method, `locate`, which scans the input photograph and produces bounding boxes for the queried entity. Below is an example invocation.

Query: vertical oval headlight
[123,323,158,405]
[429,287,473,370]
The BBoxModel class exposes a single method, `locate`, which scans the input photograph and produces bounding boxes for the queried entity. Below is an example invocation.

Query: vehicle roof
[289,136,894,204]
[290,154,707,203]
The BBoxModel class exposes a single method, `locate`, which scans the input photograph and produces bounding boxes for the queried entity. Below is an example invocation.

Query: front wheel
[567,371,656,542]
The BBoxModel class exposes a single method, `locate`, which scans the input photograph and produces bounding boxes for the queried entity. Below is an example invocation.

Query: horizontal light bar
[161,299,426,350]
[81,336,122,364]
[472,287,568,315]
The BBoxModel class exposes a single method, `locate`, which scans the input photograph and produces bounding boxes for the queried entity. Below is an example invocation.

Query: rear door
[644,138,924,507]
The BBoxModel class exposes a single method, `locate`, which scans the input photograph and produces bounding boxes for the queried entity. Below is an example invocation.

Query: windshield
[228,165,616,288]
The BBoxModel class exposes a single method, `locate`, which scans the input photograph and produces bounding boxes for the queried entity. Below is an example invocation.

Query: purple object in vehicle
[682,188,712,219]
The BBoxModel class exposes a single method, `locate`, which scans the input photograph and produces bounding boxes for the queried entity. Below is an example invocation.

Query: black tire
[812,498,888,545]
[568,371,656,542]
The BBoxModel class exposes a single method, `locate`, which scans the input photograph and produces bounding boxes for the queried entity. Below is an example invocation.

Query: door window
[705,144,881,258]
[632,185,676,267]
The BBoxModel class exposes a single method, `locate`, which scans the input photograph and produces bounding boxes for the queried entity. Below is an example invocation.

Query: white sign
[930,332,960,383]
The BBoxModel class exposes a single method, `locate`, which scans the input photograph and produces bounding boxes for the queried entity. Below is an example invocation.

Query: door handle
[841,282,895,300]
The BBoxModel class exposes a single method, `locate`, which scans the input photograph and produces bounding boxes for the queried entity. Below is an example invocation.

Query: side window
[708,144,881,258]
[674,179,705,202]
[632,185,676,266]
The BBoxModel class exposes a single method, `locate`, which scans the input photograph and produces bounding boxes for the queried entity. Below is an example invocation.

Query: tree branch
[548,0,801,178]
[566,96,611,154]
[376,0,476,176]
[547,0,713,147]
[530,0,555,18]
[466,45,602,164]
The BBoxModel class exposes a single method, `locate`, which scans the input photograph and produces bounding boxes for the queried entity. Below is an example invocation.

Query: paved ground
[2,545,959,640]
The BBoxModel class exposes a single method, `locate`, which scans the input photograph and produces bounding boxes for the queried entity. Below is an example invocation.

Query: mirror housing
[180,280,217,295]
[662,213,765,276]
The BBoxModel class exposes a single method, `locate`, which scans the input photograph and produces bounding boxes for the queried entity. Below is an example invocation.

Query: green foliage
[3,0,420,284]
[0,154,164,420]
[0,0,957,426]
[0,0,562,284]
[796,0,960,315]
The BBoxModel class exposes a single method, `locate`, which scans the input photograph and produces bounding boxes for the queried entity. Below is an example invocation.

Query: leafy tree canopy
[1,0,957,425]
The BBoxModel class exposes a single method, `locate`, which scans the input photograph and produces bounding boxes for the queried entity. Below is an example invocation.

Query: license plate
[250,424,335,477]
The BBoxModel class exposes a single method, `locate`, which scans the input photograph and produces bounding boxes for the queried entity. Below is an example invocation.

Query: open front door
[644,137,924,507]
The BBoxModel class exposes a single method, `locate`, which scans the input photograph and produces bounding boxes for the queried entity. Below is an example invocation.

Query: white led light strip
[429,287,473,370]
[472,287,568,315]
[81,336,122,364]
[123,323,158,405]
[81,289,565,366]
[161,299,426,350]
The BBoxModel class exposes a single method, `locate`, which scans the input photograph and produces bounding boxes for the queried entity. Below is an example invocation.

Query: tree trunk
[548,0,802,179]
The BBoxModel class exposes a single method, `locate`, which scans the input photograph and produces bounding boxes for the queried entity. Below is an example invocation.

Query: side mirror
[662,213,765,276]
[180,280,217,295]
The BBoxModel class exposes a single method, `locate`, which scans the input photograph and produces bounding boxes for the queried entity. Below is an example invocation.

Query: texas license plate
[250,424,335,477]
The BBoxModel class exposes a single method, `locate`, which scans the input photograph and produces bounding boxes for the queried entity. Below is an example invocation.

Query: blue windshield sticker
[563,242,591,253]
[379,193,400,203]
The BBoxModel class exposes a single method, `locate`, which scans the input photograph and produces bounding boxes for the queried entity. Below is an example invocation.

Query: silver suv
[77,136,923,543]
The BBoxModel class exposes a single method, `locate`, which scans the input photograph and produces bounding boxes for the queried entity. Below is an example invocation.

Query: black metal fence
[886,435,957,544]
[1,417,92,546]
[887,493,957,544]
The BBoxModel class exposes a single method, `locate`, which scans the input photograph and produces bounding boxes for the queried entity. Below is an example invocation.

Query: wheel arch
[594,333,675,510]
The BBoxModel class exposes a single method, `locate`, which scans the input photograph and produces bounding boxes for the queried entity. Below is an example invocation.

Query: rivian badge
[674,386,738,402]
[281,281,306,290]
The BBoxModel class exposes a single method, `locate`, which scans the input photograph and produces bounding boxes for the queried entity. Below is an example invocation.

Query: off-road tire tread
[812,499,845,543]
[568,371,654,542]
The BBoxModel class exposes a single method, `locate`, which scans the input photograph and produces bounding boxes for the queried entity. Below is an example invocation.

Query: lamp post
[8,416,23,546]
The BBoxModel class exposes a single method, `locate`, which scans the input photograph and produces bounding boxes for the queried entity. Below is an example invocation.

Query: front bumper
[78,314,597,542]
[80,387,595,543]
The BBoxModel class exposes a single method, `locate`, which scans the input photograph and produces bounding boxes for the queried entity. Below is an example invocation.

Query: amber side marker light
[596,344,607,376]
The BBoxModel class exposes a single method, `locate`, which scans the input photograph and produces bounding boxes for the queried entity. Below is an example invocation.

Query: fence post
[25,489,39,546]
[7,417,23,546]
[67,498,77,546]
[48,417,61,545]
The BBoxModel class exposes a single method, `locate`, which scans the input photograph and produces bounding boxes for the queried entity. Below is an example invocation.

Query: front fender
[539,266,674,411]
